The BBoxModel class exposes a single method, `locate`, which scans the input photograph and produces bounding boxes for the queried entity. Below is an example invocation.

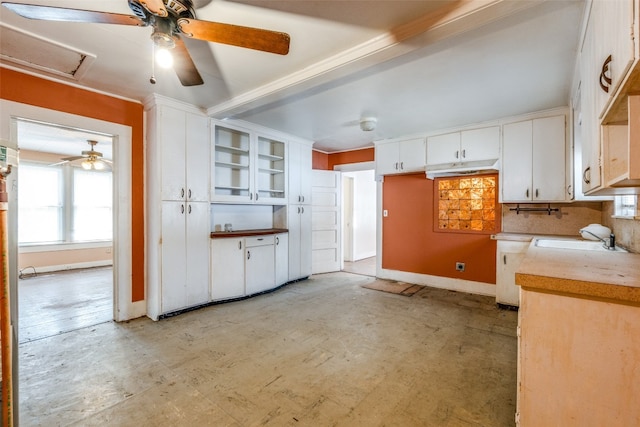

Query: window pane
[615,195,637,217]
[18,164,63,243]
[73,169,112,241]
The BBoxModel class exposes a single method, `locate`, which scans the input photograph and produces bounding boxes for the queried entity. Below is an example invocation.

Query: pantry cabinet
[145,96,211,319]
[212,122,287,204]
[375,137,426,175]
[501,115,567,202]
[426,126,499,167]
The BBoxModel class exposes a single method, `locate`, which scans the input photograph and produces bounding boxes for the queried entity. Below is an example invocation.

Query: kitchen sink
[534,238,627,252]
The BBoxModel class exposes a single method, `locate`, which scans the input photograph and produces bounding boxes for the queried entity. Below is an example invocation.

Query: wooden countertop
[210,228,288,238]
[516,241,640,305]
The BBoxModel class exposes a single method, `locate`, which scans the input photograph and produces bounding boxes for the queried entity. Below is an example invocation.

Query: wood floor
[18,266,113,343]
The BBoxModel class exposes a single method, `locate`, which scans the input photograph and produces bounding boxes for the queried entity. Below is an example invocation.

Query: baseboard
[377,268,496,297]
[19,260,113,275]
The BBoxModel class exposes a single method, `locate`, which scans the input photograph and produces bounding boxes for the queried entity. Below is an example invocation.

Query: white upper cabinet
[288,141,312,204]
[502,115,567,202]
[426,126,499,167]
[212,121,287,204]
[158,106,209,202]
[375,137,426,175]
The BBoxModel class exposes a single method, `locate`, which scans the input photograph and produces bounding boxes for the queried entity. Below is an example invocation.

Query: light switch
[383,209,388,217]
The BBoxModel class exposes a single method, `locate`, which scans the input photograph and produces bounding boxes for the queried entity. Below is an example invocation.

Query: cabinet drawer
[245,235,275,247]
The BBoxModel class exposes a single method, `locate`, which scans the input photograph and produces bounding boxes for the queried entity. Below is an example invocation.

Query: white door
[426,132,460,165]
[532,115,566,201]
[398,138,426,172]
[461,126,500,162]
[211,238,245,300]
[312,170,341,274]
[245,243,275,294]
[160,106,187,201]
[185,113,210,202]
[375,142,400,175]
[342,176,354,262]
[502,120,533,202]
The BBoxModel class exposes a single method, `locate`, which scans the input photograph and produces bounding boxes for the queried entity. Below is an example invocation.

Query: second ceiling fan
[1,0,291,86]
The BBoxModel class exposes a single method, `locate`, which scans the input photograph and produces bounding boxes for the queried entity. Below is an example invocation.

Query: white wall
[343,169,376,261]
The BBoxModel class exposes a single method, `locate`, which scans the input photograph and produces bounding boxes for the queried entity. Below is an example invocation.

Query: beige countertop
[516,241,640,305]
[211,228,288,238]
[491,232,577,242]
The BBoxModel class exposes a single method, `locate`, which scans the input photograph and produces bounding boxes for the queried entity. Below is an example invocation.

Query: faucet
[580,229,616,250]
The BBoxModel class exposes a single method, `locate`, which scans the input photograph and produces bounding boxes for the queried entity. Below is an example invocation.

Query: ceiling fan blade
[172,36,204,86]
[61,155,86,162]
[101,159,113,164]
[1,3,144,26]
[49,160,69,167]
[177,18,290,55]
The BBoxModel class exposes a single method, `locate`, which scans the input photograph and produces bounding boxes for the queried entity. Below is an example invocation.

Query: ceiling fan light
[156,48,174,69]
[94,160,105,170]
[360,117,378,132]
[81,159,93,170]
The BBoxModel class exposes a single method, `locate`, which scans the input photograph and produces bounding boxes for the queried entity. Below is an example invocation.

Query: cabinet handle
[462,149,466,158]
[400,161,404,170]
[535,189,539,198]
[455,150,459,159]
[567,184,572,196]
[238,241,242,250]
[503,255,507,265]
[526,189,529,198]
[301,207,304,214]
[257,238,264,241]
[298,195,302,202]
[188,204,192,214]
[181,188,185,198]
[297,206,301,214]
[302,196,305,203]
[395,162,399,170]
[181,204,184,214]
[188,189,192,199]
[250,193,253,200]
[599,54,612,93]
[247,250,251,260]
[583,167,591,184]
[256,192,259,201]
[276,236,279,245]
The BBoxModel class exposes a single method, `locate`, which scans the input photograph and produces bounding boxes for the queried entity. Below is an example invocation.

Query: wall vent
[0,23,96,80]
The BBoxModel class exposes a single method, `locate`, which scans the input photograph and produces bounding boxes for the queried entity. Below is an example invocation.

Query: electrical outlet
[455,262,465,272]
[383,209,388,217]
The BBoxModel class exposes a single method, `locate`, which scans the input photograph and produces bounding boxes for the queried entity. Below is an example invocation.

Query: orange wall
[328,148,374,170]
[312,150,328,170]
[313,148,375,170]
[0,68,145,301]
[382,173,497,284]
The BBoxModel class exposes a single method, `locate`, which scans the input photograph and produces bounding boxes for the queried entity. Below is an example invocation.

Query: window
[614,195,638,218]
[18,162,112,245]
[18,163,63,243]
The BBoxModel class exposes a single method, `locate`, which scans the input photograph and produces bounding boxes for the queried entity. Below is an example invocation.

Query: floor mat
[361,279,423,296]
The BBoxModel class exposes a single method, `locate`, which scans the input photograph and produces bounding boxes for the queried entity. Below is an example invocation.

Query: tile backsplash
[502,202,604,237]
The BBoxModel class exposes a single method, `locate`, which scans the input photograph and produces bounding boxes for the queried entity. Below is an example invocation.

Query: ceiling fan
[1,0,291,86]
[51,140,112,170]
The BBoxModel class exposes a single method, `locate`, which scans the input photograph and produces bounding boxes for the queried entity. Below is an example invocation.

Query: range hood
[425,158,500,179]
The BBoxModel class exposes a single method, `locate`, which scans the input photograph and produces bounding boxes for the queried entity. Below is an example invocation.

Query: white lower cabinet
[288,204,312,281]
[496,240,529,307]
[211,232,289,301]
[245,236,275,295]
[211,237,245,301]
[275,233,289,286]
[160,201,210,314]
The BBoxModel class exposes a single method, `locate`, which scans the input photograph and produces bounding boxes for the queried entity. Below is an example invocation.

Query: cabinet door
[288,142,312,204]
[211,238,245,300]
[161,201,187,313]
[398,138,426,172]
[275,233,289,286]
[426,132,460,166]
[375,142,401,175]
[245,244,275,294]
[186,113,210,202]
[502,121,533,202]
[257,136,286,204]
[461,126,500,162]
[532,116,566,201]
[299,204,313,278]
[496,241,529,307]
[288,204,301,280]
[160,107,187,201]
[185,202,210,306]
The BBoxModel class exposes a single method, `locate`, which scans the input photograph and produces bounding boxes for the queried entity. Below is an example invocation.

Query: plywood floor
[18,266,113,343]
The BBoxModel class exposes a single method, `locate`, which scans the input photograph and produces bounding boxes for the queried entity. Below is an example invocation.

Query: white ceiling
[0,0,586,154]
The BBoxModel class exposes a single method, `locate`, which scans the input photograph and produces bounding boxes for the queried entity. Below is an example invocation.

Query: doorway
[339,167,377,277]
[16,119,114,342]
